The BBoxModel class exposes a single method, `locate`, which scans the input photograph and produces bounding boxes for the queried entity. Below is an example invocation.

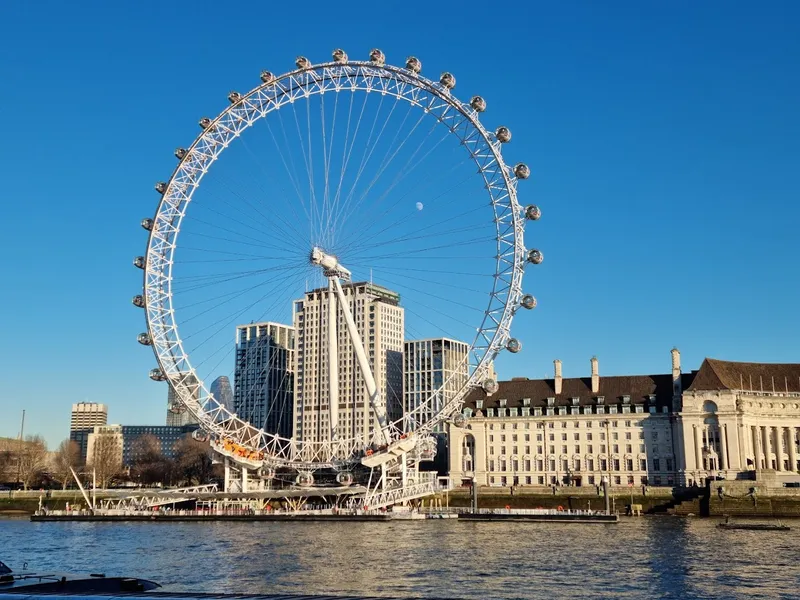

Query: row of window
[480,457,675,473]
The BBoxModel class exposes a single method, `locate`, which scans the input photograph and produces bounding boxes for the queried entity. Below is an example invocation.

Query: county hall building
[449,349,800,488]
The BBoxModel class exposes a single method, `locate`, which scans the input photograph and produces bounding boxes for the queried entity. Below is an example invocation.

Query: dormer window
[622,395,631,404]
[476,400,484,409]
[522,398,531,407]
[533,407,542,416]
[571,397,580,406]
[487,408,495,417]
[597,396,605,405]
[648,395,656,404]
[499,398,507,408]
[547,397,555,407]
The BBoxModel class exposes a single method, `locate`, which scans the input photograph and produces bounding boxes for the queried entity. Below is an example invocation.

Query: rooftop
[687,358,800,393]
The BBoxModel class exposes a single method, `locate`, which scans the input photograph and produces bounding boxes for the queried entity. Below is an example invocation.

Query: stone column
[789,427,798,473]
[693,425,702,473]
[776,427,785,471]
[762,426,772,469]
[719,425,728,471]
[752,426,761,469]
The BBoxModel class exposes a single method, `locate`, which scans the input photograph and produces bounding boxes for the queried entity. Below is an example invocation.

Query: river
[2,518,798,599]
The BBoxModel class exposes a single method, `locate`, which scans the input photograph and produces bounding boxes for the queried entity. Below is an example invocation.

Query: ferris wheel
[133,49,542,480]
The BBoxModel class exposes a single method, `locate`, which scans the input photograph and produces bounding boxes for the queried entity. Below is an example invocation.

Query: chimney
[671,347,682,400]
[591,356,599,394]
[554,359,562,395]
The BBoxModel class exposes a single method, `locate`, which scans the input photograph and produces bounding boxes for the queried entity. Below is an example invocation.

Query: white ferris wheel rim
[141,54,528,469]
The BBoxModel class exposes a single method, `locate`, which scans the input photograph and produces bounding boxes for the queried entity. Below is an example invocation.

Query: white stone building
[292,282,404,450]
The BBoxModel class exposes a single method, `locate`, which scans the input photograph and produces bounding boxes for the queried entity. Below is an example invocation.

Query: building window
[653,459,661,471]
[613,459,620,471]
[640,459,647,471]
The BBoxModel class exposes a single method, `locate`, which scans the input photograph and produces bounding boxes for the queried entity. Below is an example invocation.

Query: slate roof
[464,371,697,411]
[687,358,800,393]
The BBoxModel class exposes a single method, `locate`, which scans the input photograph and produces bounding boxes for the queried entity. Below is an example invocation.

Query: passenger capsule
[192,429,209,442]
[496,126,511,143]
[369,48,385,65]
[260,70,275,83]
[149,368,167,382]
[141,218,154,231]
[514,163,531,180]
[199,117,212,130]
[228,91,242,104]
[483,378,499,395]
[405,56,422,73]
[332,49,348,63]
[137,332,152,346]
[261,466,276,479]
[155,182,167,194]
[133,256,146,269]
[295,56,311,70]
[132,295,145,308]
[520,294,537,310]
[174,147,187,160]
[336,471,354,486]
[527,249,543,265]
[296,472,314,487]
[470,96,487,112]
[452,413,468,428]
[439,72,456,90]
[525,205,541,221]
[506,338,522,353]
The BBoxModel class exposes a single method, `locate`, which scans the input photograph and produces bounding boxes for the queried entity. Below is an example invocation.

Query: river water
[2,517,798,599]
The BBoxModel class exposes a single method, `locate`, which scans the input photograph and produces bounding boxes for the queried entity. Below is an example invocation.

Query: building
[676,358,800,485]
[120,424,199,466]
[293,282,404,450]
[166,372,200,427]
[404,338,469,432]
[86,425,124,468]
[234,322,295,439]
[450,352,690,488]
[70,402,108,463]
[210,376,234,412]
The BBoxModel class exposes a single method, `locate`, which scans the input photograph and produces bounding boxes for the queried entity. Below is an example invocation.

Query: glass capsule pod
[369,48,385,65]
[496,126,511,143]
[336,471,354,486]
[514,163,530,179]
[133,256,146,269]
[295,56,311,70]
[483,378,499,394]
[332,49,348,63]
[198,117,212,130]
[261,466,276,479]
[470,96,487,112]
[155,182,167,194]
[520,294,537,310]
[506,338,522,353]
[527,249,543,265]
[132,295,145,308]
[149,368,167,381]
[405,56,421,73]
[439,72,456,90]
[174,147,187,160]
[260,71,275,83]
[525,205,541,221]
[141,218,154,231]
[228,91,241,104]
[137,332,152,346]
[296,472,314,487]
[192,429,209,442]
[452,412,468,428]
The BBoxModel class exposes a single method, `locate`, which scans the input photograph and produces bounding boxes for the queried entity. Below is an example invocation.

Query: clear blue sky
[1,1,798,448]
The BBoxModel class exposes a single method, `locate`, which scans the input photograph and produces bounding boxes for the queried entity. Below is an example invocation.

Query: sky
[0,1,798,448]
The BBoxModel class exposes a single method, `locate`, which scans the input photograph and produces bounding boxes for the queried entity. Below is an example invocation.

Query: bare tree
[89,434,122,488]
[174,436,218,486]
[52,440,81,490]
[130,435,169,486]
[0,449,14,484]
[17,435,48,490]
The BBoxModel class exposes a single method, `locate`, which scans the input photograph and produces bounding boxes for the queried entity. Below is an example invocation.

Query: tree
[89,433,122,488]
[17,435,48,490]
[52,439,81,490]
[0,449,15,484]
[174,436,219,485]
[130,435,169,486]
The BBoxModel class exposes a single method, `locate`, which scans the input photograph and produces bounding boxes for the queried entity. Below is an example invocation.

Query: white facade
[404,338,469,432]
[233,322,295,439]
[70,402,108,431]
[292,282,404,449]
[86,424,124,467]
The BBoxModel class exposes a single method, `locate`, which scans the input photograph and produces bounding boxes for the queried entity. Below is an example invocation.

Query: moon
[415,202,424,211]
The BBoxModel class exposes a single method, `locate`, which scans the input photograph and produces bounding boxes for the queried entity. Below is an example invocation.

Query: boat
[0,560,160,593]
[717,518,791,531]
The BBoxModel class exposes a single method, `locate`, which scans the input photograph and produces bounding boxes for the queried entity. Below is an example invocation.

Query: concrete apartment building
[292,282,404,452]
[450,349,800,488]
[69,402,108,463]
